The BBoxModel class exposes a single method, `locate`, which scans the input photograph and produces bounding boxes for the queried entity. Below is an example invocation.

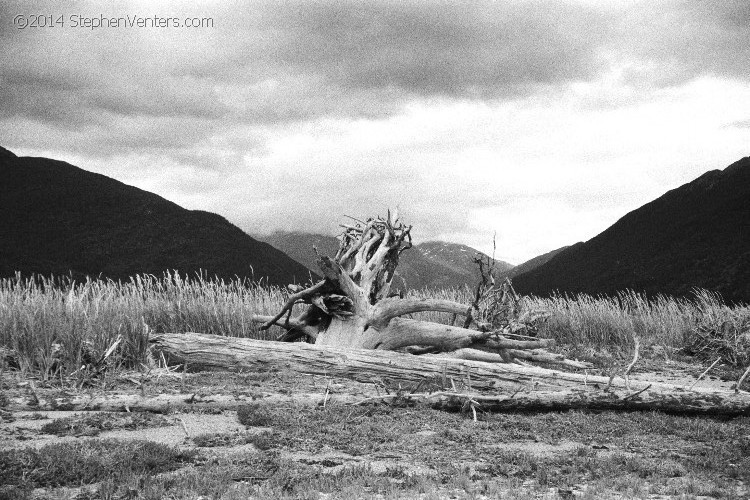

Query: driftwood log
[3,390,335,413]
[149,332,750,416]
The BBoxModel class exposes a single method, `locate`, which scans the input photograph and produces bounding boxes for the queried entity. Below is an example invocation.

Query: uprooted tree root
[251,210,589,369]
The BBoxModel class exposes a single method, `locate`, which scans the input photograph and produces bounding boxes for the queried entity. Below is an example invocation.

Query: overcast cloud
[2,0,749,263]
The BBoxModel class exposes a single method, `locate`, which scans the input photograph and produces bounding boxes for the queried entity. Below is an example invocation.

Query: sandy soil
[1,361,746,499]
[0,360,739,452]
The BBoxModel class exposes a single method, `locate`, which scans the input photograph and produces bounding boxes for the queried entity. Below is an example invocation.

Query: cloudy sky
[2,0,749,264]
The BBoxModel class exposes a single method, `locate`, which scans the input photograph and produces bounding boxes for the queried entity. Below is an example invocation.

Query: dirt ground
[1,360,747,499]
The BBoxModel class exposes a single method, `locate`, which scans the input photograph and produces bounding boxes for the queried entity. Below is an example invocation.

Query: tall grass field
[1,272,748,378]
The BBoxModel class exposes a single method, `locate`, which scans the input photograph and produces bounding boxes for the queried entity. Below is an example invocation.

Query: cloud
[3,0,749,135]
[724,119,750,129]
[1,0,612,128]
[611,0,750,88]
[2,0,750,263]
[239,0,610,97]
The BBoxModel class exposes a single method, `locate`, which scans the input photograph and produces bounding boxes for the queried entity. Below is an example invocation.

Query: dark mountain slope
[260,232,340,272]
[498,246,569,280]
[513,157,750,303]
[262,231,514,290]
[0,146,312,285]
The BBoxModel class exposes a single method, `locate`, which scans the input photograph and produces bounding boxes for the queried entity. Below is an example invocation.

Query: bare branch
[369,317,493,351]
[316,255,364,308]
[251,314,319,339]
[737,363,750,393]
[471,336,554,350]
[624,336,641,377]
[624,336,641,390]
[342,214,367,225]
[444,348,512,364]
[351,231,382,276]
[338,221,375,266]
[370,297,471,327]
[504,349,592,369]
[689,357,721,390]
[364,224,393,271]
[258,280,329,330]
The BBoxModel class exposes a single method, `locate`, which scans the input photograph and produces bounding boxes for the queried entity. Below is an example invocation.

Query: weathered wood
[3,391,333,413]
[8,386,749,416]
[249,212,582,367]
[369,297,471,327]
[150,332,750,416]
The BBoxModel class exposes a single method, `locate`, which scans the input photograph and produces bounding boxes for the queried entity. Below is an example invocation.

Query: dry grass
[0,272,286,378]
[409,286,750,362]
[1,273,749,378]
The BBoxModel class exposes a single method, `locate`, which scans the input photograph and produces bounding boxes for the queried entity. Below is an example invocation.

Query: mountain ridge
[0,146,312,285]
[261,231,514,290]
[513,157,750,303]
[498,246,569,281]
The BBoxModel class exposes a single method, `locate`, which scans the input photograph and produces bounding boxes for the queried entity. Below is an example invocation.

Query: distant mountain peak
[261,231,514,290]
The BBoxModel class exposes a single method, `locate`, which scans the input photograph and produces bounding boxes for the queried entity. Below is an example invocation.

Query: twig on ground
[409,379,427,395]
[737,364,750,394]
[623,384,652,401]
[689,357,721,390]
[322,380,331,408]
[179,417,190,438]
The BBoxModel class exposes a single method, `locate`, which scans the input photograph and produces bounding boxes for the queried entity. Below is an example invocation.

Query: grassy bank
[1,273,748,377]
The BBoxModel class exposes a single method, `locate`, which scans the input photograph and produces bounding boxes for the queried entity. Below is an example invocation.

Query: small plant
[0,485,32,500]
[41,412,171,437]
[249,430,281,450]
[0,439,195,488]
[190,430,275,448]
[237,401,275,427]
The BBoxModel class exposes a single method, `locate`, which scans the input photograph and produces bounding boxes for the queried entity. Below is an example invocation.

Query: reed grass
[532,289,750,361]
[0,272,286,378]
[1,273,748,377]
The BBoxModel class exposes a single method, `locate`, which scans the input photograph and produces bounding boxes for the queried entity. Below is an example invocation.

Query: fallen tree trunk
[5,392,257,413]
[9,388,747,416]
[150,332,750,416]
[3,392,334,413]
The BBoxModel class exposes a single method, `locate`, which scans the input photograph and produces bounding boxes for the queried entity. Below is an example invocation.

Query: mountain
[399,241,514,290]
[498,246,570,280]
[0,146,312,285]
[261,231,514,290]
[260,232,340,272]
[513,157,750,303]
